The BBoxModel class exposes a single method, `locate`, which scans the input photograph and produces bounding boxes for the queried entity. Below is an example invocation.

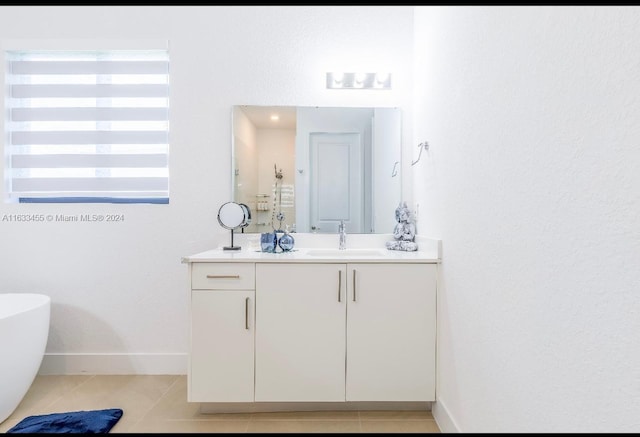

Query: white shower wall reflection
[233,106,296,234]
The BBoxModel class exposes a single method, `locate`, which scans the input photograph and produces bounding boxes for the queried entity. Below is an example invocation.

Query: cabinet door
[346,263,437,401]
[190,289,254,402]
[255,263,347,402]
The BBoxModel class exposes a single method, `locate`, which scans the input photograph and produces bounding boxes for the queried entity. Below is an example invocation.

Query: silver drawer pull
[206,275,240,279]
[338,270,342,302]
[352,269,357,302]
[245,297,249,330]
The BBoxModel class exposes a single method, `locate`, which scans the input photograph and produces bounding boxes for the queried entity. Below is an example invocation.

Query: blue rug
[7,408,123,434]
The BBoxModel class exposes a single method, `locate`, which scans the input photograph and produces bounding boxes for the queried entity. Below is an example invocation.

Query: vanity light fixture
[332,72,345,84]
[375,72,390,87]
[326,72,391,90]
[270,114,280,122]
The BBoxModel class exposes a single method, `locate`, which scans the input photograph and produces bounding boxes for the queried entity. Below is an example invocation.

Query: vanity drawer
[191,263,255,290]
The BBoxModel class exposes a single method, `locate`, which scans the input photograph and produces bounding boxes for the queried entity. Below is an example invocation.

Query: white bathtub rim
[0,293,51,424]
[0,293,51,320]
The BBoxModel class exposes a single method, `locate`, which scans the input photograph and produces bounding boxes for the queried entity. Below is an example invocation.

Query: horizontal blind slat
[12,177,168,192]
[12,130,168,145]
[11,60,169,75]
[11,84,168,98]
[12,107,168,122]
[10,146,167,155]
[16,191,168,198]
[12,154,168,168]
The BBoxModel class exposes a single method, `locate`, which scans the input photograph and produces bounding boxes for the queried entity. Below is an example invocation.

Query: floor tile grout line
[35,374,97,415]
[130,374,183,428]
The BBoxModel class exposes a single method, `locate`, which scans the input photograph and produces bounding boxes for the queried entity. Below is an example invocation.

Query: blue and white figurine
[386,201,418,252]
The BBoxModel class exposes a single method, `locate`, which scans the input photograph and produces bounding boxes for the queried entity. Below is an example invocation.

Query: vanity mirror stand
[217,202,251,250]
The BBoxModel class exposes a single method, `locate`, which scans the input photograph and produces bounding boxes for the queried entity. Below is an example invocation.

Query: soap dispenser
[278,224,295,252]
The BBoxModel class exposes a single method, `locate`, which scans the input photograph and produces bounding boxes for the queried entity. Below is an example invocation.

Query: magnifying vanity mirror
[232,105,402,235]
[217,201,251,250]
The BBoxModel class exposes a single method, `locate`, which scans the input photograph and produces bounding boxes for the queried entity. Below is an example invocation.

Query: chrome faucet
[338,220,347,250]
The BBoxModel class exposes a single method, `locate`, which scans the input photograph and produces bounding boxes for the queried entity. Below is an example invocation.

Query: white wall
[414,6,640,433]
[0,5,414,374]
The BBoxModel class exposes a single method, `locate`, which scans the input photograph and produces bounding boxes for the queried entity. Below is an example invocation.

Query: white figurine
[386,201,418,251]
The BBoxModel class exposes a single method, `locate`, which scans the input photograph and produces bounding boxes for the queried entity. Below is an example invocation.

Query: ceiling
[238,105,297,129]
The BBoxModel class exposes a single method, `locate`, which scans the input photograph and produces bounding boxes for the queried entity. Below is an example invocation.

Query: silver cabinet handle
[338,270,342,302]
[245,297,249,330]
[352,269,357,302]
[207,275,240,279]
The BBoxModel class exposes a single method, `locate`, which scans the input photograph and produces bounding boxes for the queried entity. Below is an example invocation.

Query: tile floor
[0,375,440,433]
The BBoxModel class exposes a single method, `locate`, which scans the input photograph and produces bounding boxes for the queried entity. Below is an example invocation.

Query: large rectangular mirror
[232,105,402,234]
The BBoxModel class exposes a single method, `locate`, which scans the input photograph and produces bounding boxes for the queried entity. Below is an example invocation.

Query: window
[4,49,169,203]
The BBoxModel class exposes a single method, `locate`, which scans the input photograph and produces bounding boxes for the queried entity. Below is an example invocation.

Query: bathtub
[0,293,50,424]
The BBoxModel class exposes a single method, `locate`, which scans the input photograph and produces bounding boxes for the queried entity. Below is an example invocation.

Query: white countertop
[182,233,441,264]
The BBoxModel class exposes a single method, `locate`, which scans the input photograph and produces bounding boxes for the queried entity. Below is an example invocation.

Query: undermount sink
[305,248,385,257]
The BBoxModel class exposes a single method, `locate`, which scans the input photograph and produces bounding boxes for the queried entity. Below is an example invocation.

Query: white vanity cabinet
[345,263,436,401]
[188,263,255,402]
[185,241,441,409]
[254,263,347,402]
[254,262,437,403]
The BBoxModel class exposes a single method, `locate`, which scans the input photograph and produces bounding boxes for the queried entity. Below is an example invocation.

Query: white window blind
[5,49,169,203]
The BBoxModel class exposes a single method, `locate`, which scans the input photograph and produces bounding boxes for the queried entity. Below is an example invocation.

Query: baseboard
[38,353,188,375]
[200,401,432,414]
[432,398,461,433]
